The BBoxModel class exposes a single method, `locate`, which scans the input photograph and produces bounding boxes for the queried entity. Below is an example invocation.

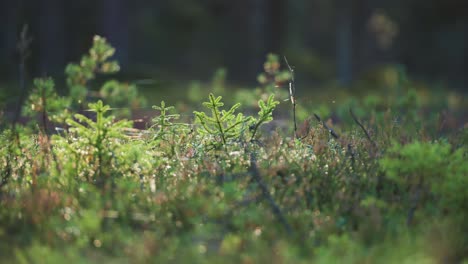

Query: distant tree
[354,0,396,76]
[232,0,286,80]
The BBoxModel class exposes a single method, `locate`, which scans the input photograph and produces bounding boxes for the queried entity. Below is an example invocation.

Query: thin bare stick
[284,56,297,139]
[13,25,32,128]
[2,25,32,191]
[313,113,340,139]
[349,108,377,150]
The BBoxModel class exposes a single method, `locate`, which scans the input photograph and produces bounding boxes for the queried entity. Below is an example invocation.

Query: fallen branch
[249,152,292,235]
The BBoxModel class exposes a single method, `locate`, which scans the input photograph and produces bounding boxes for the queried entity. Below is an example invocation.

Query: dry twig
[249,152,292,235]
[313,113,340,139]
[284,56,297,139]
[349,108,377,150]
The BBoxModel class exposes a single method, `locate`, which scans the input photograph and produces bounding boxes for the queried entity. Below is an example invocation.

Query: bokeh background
[1,0,467,93]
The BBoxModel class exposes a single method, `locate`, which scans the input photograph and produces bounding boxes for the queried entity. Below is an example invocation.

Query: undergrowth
[0,35,467,263]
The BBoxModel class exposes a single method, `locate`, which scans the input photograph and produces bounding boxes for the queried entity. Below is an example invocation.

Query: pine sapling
[194,93,251,150]
[249,94,280,140]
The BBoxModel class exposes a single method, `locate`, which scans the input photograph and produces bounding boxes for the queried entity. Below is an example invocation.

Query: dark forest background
[1,0,467,90]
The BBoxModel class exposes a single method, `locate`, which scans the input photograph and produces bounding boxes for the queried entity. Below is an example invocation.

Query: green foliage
[99,80,147,118]
[58,100,132,184]
[380,140,468,231]
[63,35,145,118]
[194,93,279,149]
[250,94,280,139]
[433,147,468,213]
[65,36,120,105]
[194,93,251,149]
[22,77,71,125]
[151,101,187,141]
[1,36,467,264]
[380,141,451,184]
[257,53,291,92]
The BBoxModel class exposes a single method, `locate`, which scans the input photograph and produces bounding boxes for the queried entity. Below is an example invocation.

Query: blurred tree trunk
[336,0,353,85]
[100,0,129,67]
[464,21,468,90]
[248,0,285,77]
[0,1,19,78]
[38,0,65,76]
[249,0,268,74]
[267,0,285,54]
[286,0,306,48]
[354,0,371,76]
